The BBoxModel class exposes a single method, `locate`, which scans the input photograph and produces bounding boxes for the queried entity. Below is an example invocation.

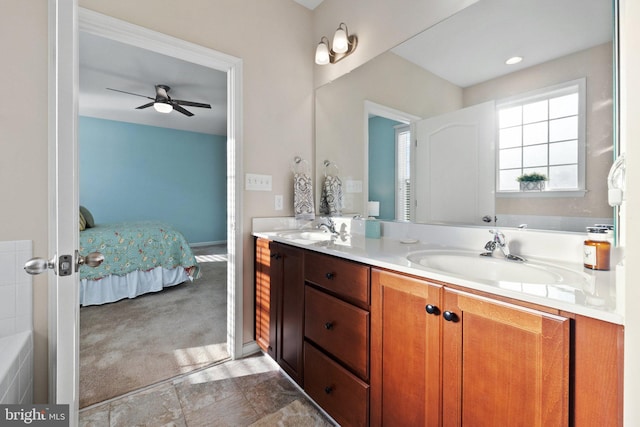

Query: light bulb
[315,41,330,65]
[332,27,348,54]
[153,102,173,113]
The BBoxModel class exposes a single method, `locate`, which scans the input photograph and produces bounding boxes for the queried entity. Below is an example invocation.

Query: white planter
[519,181,546,191]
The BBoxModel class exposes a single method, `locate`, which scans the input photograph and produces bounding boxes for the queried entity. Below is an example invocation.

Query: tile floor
[79,353,336,426]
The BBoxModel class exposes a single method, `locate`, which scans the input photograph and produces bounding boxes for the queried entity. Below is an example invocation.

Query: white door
[414,101,495,225]
[50,0,80,421]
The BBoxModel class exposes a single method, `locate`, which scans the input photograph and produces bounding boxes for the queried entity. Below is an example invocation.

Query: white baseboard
[190,240,227,247]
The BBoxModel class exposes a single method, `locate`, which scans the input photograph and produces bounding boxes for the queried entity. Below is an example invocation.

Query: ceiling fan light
[153,102,173,113]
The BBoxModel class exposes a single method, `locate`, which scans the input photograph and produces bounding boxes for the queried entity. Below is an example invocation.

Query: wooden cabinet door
[370,269,443,427]
[255,238,276,359]
[270,242,305,385]
[442,289,569,427]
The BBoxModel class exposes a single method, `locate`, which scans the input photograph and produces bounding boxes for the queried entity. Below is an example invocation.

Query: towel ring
[292,156,310,175]
[323,160,340,177]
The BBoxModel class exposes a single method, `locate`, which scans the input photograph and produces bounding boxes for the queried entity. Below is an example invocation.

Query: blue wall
[369,116,401,220]
[79,116,227,244]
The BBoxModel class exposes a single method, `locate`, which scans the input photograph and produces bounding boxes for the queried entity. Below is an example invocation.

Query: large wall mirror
[315,0,617,233]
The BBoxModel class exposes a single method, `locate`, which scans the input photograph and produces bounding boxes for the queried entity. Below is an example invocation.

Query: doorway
[57,7,245,407]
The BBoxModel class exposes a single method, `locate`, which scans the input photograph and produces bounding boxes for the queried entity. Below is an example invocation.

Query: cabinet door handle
[425,304,440,315]
[324,386,333,394]
[270,253,281,260]
[325,272,335,280]
[324,321,334,330]
[443,311,459,322]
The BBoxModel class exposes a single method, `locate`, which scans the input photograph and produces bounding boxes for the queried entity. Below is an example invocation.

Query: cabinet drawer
[304,342,369,427]
[305,251,370,305]
[305,286,369,380]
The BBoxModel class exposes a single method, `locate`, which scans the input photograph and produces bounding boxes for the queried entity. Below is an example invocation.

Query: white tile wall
[0,240,33,338]
[0,241,33,404]
[0,331,33,404]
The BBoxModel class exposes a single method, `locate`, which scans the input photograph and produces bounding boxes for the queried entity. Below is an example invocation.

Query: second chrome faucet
[481,229,526,262]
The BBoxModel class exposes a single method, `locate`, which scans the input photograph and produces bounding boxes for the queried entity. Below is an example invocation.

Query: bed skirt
[80,266,190,306]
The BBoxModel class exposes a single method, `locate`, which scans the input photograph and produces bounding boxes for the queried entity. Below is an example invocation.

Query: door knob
[24,257,56,275]
[75,251,105,272]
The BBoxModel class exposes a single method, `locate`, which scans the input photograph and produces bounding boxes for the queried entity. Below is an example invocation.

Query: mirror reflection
[315,0,615,232]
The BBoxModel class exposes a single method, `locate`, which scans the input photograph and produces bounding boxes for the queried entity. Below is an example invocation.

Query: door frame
[49,2,244,415]
[363,100,421,219]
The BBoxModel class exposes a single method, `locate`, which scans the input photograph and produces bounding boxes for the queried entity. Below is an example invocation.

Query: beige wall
[315,51,462,214]
[312,0,478,87]
[0,0,50,403]
[3,2,638,423]
[464,43,614,219]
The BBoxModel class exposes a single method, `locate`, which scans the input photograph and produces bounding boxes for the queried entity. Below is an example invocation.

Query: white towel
[320,175,343,215]
[294,173,315,220]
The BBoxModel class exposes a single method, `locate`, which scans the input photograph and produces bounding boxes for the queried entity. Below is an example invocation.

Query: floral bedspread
[79,221,200,281]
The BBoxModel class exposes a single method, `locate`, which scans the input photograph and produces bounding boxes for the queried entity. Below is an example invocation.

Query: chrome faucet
[317,218,338,235]
[481,229,526,262]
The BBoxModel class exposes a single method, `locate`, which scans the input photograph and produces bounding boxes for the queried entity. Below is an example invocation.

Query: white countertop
[253,218,623,325]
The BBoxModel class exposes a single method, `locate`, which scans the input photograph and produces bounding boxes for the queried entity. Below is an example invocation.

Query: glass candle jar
[583,227,611,270]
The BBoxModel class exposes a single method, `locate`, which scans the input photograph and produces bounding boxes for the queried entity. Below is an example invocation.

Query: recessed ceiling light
[505,56,523,65]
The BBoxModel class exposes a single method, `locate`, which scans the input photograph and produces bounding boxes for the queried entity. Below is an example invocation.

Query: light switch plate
[245,173,272,191]
[346,180,363,193]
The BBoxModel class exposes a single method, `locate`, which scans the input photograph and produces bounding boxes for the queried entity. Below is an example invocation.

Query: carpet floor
[79,245,229,409]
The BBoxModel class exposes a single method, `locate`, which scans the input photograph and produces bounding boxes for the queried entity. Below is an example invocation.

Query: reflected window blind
[396,126,411,221]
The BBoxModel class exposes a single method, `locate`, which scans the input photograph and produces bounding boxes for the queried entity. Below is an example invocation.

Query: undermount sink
[277,230,335,242]
[407,250,590,286]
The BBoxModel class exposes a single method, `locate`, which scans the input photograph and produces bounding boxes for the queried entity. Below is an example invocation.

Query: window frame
[495,78,587,198]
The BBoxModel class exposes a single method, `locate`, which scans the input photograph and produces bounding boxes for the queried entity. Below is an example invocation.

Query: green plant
[516,172,547,182]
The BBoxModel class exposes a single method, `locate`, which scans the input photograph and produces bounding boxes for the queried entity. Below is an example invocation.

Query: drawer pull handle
[425,304,440,315]
[324,322,334,330]
[324,386,333,394]
[325,272,335,280]
[270,253,281,260]
[443,311,459,322]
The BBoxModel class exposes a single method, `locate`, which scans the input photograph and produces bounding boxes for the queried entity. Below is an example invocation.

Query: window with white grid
[497,79,586,193]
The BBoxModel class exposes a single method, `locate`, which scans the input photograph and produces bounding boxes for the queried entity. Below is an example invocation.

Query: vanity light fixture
[505,56,523,65]
[153,101,173,113]
[315,22,358,65]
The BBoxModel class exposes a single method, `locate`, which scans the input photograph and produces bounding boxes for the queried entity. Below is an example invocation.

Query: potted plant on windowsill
[516,172,547,191]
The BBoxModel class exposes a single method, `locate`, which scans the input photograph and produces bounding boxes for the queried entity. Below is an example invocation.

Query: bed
[78,220,200,306]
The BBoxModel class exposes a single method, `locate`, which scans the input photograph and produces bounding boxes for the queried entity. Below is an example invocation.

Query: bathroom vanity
[253,220,623,426]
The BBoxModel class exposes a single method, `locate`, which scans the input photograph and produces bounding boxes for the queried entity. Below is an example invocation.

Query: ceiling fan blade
[106,87,154,100]
[172,104,194,117]
[136,102,155,110]
[173,100,212,109]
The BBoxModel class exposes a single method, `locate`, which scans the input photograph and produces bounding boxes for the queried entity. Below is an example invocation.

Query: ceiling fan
[106,84,211,117]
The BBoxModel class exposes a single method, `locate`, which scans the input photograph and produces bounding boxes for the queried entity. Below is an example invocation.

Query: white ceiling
[79,32,227,135]
[391,0,613,88]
